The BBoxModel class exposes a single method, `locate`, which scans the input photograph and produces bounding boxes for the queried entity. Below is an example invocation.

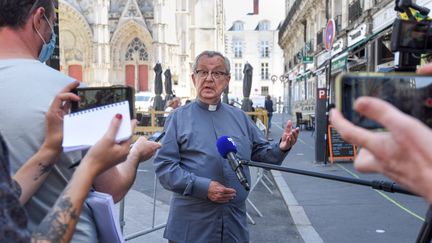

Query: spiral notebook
[86,190,124,243]
[62,101,132,152]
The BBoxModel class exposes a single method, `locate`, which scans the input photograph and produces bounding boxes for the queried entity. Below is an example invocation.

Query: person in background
[172,97,182,109]
[154,50,300,243]
[1,82,160,242]
[265,95,274,131]
[0,1,160,241]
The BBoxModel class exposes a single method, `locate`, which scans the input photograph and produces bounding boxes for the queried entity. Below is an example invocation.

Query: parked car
[135,91,155,112]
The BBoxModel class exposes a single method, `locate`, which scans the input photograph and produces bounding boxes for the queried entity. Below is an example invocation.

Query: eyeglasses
[195,70,228,80]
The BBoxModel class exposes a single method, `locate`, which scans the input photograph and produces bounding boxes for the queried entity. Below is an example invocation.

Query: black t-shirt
[0,134,31,242]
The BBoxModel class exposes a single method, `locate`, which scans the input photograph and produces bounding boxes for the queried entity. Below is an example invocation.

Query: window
[261,62,269,80]
[261,86,269,96]
[258,20,270,31]
[125,37,148,61]
[234,41,243,58]
[233,21,244,31]
[234,63,243,80]
[307,80,314,99]
[260,41,269,58]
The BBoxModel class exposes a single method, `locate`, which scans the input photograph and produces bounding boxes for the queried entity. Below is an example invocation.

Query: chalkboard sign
[327,125,357,163]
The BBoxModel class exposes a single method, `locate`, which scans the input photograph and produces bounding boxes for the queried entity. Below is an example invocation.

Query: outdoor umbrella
[153,63,164,111]
[241,63,253,112]
[222,86,229,104]
[164,69,173,103]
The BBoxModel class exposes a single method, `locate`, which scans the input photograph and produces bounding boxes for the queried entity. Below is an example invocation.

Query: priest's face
[192,55,230,105]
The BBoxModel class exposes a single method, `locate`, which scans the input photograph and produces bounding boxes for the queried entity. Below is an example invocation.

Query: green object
[303,56,313,63]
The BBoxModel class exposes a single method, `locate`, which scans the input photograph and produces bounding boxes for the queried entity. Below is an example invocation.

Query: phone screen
[336,73,432,129]
[148,131,165,142]
[72,87,134,118]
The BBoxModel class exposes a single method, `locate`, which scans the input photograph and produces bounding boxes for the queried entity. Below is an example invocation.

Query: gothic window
[125,38,148,61]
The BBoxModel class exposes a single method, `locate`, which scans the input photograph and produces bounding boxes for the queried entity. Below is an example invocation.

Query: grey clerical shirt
[154,99,289,243]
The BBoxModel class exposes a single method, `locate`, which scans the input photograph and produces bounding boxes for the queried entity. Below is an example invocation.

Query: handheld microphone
[216,136,250,191]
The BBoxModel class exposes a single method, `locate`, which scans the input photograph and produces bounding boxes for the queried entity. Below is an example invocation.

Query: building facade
[58,0,224,98]
[278,0,428,115]
[224,0,285,108]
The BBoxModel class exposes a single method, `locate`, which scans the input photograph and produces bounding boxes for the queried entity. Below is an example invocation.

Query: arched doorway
[125,37,149,92]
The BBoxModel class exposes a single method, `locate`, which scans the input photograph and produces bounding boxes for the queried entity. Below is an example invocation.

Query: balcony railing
[279,0,302,41]
[349,0,363,24]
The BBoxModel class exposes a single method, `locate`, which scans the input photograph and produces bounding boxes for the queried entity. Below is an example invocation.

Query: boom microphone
[216,136,250,191]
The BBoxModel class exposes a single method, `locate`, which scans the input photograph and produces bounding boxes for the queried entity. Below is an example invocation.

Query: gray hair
[192,50,231,74]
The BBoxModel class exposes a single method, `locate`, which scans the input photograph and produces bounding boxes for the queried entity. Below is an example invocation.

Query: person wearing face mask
[0,1,160,242]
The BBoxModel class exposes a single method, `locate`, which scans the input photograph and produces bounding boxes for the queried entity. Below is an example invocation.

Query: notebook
[86,190,124,243]
[62,101,132,152]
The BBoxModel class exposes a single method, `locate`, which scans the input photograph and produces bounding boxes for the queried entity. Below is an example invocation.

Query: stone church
[58,0,224,97]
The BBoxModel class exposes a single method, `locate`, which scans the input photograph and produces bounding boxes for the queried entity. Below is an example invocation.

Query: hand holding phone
[335,72,432,129]
[71,86,135,118]
[148,131,165,142]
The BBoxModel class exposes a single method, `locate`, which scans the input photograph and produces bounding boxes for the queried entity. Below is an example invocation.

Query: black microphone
[216,136,250,191]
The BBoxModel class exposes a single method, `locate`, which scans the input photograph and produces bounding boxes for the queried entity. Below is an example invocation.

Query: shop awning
[295,70,312,81]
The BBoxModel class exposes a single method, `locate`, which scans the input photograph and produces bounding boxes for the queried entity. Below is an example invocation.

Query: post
[314,63,329,163]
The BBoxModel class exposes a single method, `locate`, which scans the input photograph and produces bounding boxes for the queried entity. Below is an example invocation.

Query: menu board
[328,125,356,163]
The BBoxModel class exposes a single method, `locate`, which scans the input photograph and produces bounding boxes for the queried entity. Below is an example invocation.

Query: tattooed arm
[32,114,131,243]
[14,81,80,204]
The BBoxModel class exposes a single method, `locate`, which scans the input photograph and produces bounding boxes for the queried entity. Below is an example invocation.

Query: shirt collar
[196,99,221,111]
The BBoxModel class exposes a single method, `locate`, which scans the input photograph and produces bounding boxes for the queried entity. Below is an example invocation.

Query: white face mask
[35,14,56,63]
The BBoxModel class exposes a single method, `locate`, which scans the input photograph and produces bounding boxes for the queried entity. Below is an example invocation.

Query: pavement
[115,112,427,242]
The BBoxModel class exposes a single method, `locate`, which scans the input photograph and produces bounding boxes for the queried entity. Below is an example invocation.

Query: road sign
[318,88,327,100]
[325,19,335,51]
[303,56,313,64]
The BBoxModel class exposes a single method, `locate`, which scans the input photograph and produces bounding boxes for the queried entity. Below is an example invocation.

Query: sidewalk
[267,114,324,243]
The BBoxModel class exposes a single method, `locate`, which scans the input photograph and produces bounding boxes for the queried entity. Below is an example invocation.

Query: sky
[223,0,286,27]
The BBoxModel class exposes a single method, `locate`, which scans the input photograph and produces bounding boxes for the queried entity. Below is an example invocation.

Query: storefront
[371,1,397,71]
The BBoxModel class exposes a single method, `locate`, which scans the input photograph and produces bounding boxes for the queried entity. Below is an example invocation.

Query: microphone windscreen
[216,136,237,158]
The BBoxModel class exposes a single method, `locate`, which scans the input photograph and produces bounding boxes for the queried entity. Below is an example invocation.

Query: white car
[135,92,155,112]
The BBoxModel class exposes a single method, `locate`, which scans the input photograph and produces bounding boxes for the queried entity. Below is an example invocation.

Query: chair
[295,112,308,130]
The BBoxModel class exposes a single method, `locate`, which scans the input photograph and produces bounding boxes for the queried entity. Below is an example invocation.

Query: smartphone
[335,72,432,129]
[72,86,135,118]
[148,131,165,142]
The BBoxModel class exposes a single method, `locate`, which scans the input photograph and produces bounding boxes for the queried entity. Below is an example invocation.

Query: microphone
[216,136,250,191]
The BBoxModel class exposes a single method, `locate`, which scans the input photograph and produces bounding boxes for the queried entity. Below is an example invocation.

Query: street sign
[325,19,335,51]
[318,88,327,100]
[303,56,313,64]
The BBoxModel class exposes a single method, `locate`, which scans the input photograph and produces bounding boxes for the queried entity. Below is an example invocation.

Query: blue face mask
[35,15,57,63]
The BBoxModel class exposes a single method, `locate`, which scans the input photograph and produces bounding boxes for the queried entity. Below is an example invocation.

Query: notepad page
[63,101,132,152]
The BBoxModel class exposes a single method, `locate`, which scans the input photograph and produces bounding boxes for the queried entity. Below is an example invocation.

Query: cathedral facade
[58,0,224,98]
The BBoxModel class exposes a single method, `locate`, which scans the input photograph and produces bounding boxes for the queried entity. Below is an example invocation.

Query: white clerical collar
[208,104,217,111]
[196,99,221,111]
